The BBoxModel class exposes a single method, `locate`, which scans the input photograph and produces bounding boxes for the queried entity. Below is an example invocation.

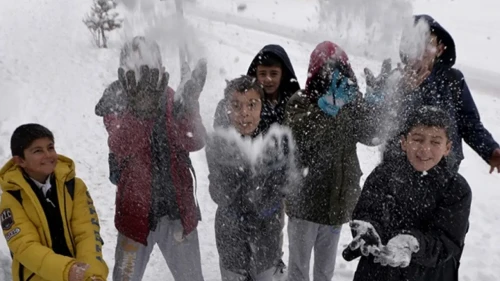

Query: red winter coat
[103,87,206,245]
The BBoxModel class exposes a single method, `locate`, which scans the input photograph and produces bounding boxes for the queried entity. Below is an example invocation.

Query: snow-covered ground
[1,0,499,280]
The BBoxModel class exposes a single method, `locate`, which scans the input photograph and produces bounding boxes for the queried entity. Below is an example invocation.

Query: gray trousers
[220,265,275,281]
[287,218,342,281]
[113,217,204,281]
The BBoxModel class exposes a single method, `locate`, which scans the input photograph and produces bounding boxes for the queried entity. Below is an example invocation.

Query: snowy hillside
[1,0,499,280]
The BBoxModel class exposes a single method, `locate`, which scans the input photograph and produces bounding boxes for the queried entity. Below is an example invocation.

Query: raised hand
[398,62,431,93]
[364,58,393,93]
[117,65,169,118]
[318,69,357,116]
[489,148,500,174]
[177,58,208,114]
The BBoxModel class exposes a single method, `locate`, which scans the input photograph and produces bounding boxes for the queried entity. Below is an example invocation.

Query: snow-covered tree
[83,0,123,48]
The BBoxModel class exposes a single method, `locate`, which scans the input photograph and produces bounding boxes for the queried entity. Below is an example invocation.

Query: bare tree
[83,0,123,48]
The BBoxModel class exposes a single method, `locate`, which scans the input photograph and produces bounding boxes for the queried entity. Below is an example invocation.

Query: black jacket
[214,44,301,131]
[346,157,472,281]
[246,44,301,124]
[383,15,499,171]
[207,110,294,275]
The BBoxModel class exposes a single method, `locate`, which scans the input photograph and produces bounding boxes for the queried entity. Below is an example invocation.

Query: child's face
[401,125,452,172]
[14,138,57,180]
[228,89,262,136]
[256,65,282,97]
[406,34,445,72]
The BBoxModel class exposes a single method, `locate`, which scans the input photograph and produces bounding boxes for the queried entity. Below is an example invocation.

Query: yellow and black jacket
[0,155,108,281]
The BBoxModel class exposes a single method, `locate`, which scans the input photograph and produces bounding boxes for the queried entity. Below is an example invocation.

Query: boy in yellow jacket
[0,124,108,281]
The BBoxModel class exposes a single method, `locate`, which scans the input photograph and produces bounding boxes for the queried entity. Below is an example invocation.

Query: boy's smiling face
[14,137,57,182]
[256,65,282,97]
[228,89,262,136]
[401,125,452,172]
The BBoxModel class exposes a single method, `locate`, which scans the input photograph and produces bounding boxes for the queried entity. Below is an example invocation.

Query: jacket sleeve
[351,167,387,233]
[103,113,151,162]
[171,100,207,152]
[284,92,335,154]
[206,143,248,207]
[70,178,108,281]
[0,192,74,281]
[347,96,384,146]
[406,174,472,268]
[95,81,127,117]
[454,70,499,163]
[343,167,387,261]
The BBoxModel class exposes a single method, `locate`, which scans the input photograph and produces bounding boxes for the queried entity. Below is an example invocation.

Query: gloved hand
[318,69,357,116]
[259,132,291,170]
[364,59,403,103]
[118,65,169,118]
[364,59,393,93]
[207,133,248,170]
[68,262,89,281]
[374,234,420,268]
[176,58,208,115]
[348,220,383,257]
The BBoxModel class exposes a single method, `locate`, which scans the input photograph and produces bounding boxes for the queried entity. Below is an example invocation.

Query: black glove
[176,58,208,114]
[259,133,291,171]
[118,65,169,97]
[364,59,393,93]
[118,65,169,117]
[207,134,248,170]
[348,220,383,257]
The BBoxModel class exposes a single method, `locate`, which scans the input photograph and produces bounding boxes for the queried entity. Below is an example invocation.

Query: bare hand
[399,63,431,92]
[490,148,500,174]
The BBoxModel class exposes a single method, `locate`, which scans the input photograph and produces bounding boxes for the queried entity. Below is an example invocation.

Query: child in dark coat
[344,106,472,281]
[206,75,296,281]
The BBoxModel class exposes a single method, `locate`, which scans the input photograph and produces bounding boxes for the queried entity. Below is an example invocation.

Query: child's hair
[255,52,282,68]
[224,75,265,100]
[11,124,54,158]
[402,106,453,138]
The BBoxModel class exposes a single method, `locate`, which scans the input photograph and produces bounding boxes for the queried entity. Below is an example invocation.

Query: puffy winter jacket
[0,155,108,281]
[99,85,206,245]
[347,157,471,281]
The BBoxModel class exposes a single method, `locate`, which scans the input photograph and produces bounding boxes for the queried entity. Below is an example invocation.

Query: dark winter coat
[284,91,377,226]
[383,15,499,171]
[284,42,379,226]
[247,44,301,124]
[346,157,472,281]
[95,82,206,245]
[207,110,293,275]
[213,44,301,131]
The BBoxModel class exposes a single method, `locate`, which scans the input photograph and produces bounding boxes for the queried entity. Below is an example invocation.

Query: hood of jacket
[247,44,301,101]
[304,41,357,101]
[400,14,456,68]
